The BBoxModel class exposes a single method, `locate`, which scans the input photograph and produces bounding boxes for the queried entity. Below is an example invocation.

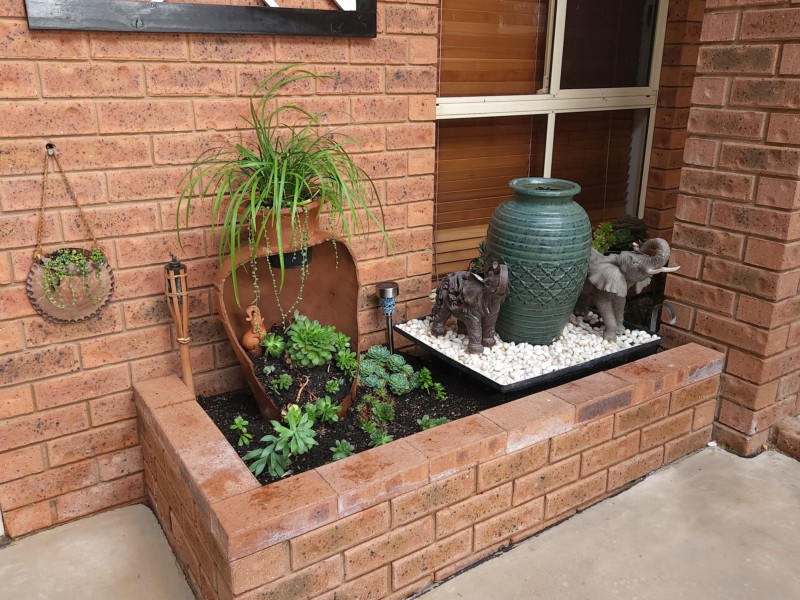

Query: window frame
[435,0,669,218]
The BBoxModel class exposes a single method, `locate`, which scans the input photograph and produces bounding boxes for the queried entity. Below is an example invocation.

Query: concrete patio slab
[0,504,193,600]
[420,447,800,600]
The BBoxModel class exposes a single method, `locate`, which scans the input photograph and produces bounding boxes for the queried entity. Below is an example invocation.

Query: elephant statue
[430,261,509,354]
[574,238,679,341]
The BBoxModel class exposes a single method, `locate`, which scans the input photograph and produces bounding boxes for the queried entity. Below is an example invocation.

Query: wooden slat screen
[439,0,549,97]
[551,110,640,225]
[435,116,546,276]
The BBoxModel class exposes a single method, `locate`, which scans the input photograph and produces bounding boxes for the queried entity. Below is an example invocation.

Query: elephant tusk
[646,266,681,275]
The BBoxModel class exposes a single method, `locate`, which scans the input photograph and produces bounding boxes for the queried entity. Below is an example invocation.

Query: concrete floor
[0,504,194,600]
[421,448,800,600]
[1,448,798,600]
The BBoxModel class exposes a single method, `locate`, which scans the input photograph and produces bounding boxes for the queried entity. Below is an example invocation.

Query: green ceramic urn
[486,177,591,345]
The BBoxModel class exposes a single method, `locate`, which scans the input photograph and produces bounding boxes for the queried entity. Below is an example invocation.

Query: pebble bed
[397,313,660,386]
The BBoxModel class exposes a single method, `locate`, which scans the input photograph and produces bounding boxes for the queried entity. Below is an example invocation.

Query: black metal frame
[23,0,377,37]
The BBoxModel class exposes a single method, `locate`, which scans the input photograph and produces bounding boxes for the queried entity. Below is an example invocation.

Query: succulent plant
[359,374,384,390]
[365,345,392,364]
[387,373,411,395]
[358,358,380,378]
[386,353,406,373]
[335,349,358,377]
[286,313,337,368]
[261,332,286,358]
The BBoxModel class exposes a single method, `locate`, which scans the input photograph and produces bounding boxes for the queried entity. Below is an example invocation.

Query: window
[435,0,667,275]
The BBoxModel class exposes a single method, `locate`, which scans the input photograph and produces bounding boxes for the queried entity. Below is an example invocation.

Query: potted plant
[177,63,389,311]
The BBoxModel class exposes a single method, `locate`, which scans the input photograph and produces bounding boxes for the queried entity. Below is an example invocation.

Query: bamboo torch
[165,254,194,394]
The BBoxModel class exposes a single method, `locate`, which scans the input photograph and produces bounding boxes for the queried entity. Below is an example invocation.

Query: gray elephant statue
[574,238,679,341]
[431,261,509,353]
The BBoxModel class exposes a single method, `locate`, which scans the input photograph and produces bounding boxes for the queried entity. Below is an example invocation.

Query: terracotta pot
[214,202,361,421]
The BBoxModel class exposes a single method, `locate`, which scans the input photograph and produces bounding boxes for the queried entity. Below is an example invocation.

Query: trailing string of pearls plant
[397,313,659,387]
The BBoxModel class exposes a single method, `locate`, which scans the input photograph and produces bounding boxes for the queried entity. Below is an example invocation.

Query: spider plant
[177,64,388,303]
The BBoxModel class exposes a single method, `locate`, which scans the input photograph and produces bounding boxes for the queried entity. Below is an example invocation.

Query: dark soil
[197,351,508,486]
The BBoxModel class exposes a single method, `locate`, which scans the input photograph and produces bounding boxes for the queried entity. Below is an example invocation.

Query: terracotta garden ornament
[574,238,679,341]
[430,261,509,354]
[242,305,267,354]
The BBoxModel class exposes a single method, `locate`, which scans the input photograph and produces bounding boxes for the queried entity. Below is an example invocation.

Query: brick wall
[663,0,800,455]
[135,344,723,600]
[0,0,438,537]
[644,0,706,240]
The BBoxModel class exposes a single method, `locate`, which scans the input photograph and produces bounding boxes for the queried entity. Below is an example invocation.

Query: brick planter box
[134,343,723,600]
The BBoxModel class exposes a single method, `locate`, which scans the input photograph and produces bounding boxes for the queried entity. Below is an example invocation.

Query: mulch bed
[197,351,509,486]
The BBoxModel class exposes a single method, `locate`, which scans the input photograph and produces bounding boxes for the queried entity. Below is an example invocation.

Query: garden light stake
[377,281,399,353]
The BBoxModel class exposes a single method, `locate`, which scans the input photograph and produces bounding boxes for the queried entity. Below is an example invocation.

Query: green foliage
[332,331,351,354]
[305,396,341,424]
[468,239,488,275]
[358,359,380,378]
[386,353,406,373]
[268,373,293,395]
[176,64,389,303]
[330,439,355,461]
[360,374,385,391]
[416,367,434,392]
[334,349,358,377]
[610,215,649,252]
[260,332,286,358]
[230,415,253,447]
[592,221,616,254]
[432,382,448,402]
[365,345,392,364]
[286,313,338,368]
[40,247,107,309]
[324,378,343,395]
[372,400,395,425]
[387,373,411,396]
[369,430,393,447]
[243,436,291,478]
[262,364,276,376]
[417,415,450,431]
[273,405,318,455]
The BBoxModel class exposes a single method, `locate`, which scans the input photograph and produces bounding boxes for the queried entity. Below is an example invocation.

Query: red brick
[391,469,473,526]
[436,483,512,539]
[213,470,338,560]
[665,276,737,315]
[409,37,438,65]
[641,411,693,450]
[89,32,187,60]
[581,432,640,476]
[3,500,52,538]
[702,256,799,301]
[34,365,131,409]
[474,497,544,551]
[741,8,800,40]
[385,67,437,94]
[55,473,143,522]
[386,175,434,204]
[0,101,95,138]
[23,306,123,348]
[476,440,548,492]
[392,530,471,589]
[0,345,79,388]
[313,568,390,600]
[225,543,289,595]
[700,11,739,42]
[683,138,719,167]
[720,143,800,179]
[697,45,778,75]
[693,399,717,430]
[275,36,349,62]
[545,471,607,520]
[687,108,765,139]
[680,168,755,201]
[697,311,788,356]
[718,396,794,436]
[146,65,235,96]
[664,426,712,463]
[46,419,138,467]
[614,394,670,436]
[550,417,614,461]
[481,392,575,453]
[671,376,721,414]
[0,460,96,511]
[713,422,769,457]
[0,21,88,59]
[1,172,106,212]
[351,37,408,65]
[512,456,581,506]
[550,372,633,423]
[97,446,143,481]
[409,95,436,121]
[781,44,800,75]
[0,446,45,485]
[607,447,664,491]
[48,136,151,171]
[405,415,505,480]
[0,385,34,420]
[344,517,433,580]
[720,374,778,411]
[291,503,390,570]
[40,63,143,97]
[315,66,383,95]
[385,5,438,35]
[731,78,800,109]
[691,76,729,106]
[97,100,193,134]
[189,33,273,62]
[0,63,38,98]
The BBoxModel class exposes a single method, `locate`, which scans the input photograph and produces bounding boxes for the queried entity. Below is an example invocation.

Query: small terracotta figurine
[242,305,266,355]
[430,261,509,353]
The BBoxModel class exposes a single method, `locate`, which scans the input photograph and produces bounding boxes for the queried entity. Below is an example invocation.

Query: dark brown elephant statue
[430,261,509,353]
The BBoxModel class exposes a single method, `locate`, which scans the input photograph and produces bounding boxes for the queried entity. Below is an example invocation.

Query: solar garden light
[165,254,194,394]
[377,281,399,353]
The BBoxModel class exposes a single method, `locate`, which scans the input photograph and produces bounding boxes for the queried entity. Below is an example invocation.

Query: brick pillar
[663,1,800,456]
[644,0,706,240]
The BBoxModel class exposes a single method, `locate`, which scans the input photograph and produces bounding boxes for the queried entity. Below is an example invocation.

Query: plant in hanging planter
[40,247,107,308]
[176,63,389,315]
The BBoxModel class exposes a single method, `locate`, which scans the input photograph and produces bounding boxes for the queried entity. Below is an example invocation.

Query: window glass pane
[560,0,658,89]
[435,116,547,275]
[439,0,550,97]
[551,109,649,224]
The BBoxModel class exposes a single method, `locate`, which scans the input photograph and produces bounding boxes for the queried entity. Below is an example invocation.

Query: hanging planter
[25,144,114,323]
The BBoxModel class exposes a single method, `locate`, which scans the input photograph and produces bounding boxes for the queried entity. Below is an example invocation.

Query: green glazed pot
[486,177,591,345]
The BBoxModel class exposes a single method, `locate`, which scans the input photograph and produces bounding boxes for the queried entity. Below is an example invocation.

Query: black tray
[394,322,661,394]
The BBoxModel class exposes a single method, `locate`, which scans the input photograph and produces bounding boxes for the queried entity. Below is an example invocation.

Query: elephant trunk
[640,238,680,275]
